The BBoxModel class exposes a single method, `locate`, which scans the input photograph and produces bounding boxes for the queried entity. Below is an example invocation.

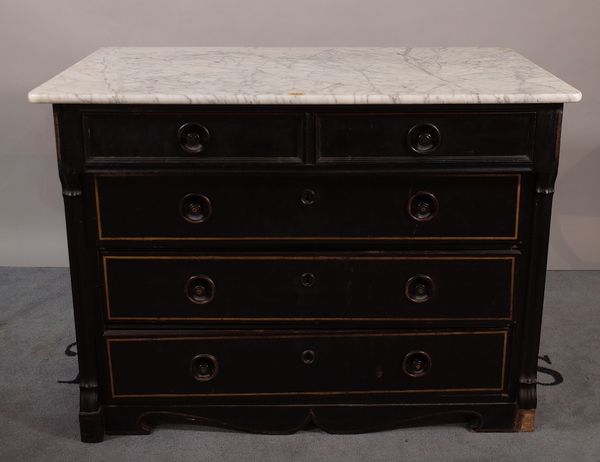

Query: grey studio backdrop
[1,0,598,269]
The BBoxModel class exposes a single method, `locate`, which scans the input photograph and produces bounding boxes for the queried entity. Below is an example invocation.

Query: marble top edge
[28,47,582,105]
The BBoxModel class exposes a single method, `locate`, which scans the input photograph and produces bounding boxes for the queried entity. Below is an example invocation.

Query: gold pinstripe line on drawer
[106,330,508,398]
[94,173,521,241]
[102,255,515,322]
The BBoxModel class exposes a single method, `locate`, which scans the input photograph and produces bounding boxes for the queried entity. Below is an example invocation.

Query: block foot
[515,409,535,432]
[80,406,105,443]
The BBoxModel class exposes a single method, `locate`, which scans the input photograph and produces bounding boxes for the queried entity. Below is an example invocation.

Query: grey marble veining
[28,47,581,105]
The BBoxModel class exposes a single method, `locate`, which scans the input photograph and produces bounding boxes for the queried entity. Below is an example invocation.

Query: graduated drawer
[83,111,305,163]
[316,111,535,162]
[94,173,523,241]
[102,253,517,322]
[105,330,509,400]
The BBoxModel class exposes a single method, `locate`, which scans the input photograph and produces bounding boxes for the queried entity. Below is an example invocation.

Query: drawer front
[83,111,305,162]
[316,112,535,162]
[105,330,508,399]
[102,254,516,322]
[94,173,522,241]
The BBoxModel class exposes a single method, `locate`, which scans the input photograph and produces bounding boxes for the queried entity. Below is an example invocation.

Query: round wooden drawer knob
[405,274,435,303]
[408,191,439,222]
[185,275,216,305]
[180,193,212,223]
[408,123,441,154]
[178,123,210,154]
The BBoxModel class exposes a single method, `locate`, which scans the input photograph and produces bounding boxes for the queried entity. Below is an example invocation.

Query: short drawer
[94,173,523,241]
[83,111,305,163]
[105,330,508,400]
[316,111,535,162]
[102,253,517,322]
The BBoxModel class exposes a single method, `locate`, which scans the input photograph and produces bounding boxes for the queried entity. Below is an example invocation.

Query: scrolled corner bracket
[535,185,555,195]
[58,170,83,198]
[62,188,83,197]
[535,171,557,195]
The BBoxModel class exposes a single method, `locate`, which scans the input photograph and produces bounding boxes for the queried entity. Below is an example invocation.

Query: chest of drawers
[29,47,580,442]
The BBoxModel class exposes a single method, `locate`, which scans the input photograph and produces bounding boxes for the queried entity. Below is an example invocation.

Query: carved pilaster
[55,102,105,443]
[518,106,563,411]
[61,173,104,442]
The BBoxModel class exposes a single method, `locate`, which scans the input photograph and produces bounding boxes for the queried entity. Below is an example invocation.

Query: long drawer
[102,253,517,322]
[105,330,509,400]
[93,173,523,241]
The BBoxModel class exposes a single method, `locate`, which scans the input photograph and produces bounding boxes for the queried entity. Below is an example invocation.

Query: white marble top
[28,47,581,105]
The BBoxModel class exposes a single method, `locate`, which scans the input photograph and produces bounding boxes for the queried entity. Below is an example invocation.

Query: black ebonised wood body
[52,103,562,441]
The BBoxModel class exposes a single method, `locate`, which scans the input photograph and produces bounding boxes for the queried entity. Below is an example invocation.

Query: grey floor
[0,268,599,461]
